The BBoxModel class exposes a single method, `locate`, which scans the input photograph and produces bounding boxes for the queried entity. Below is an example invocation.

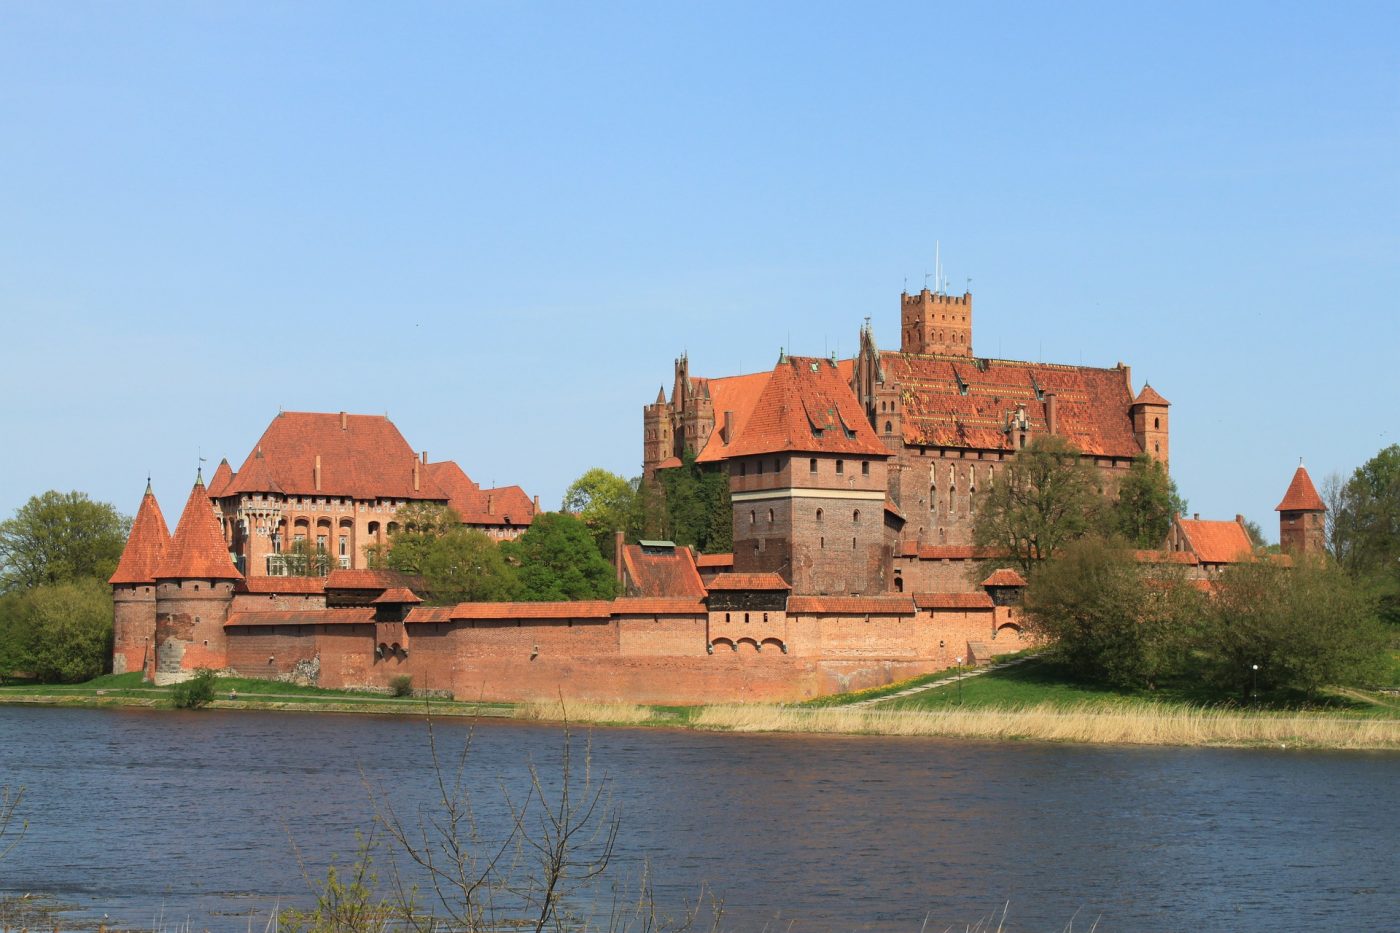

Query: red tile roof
[914,592,996,609]
[786,596,916,614]
[109,484,172,585]
[620,544,707,598]
[406,606,455,623]
[226,608,374,627]
[725,356,888,458]
[324,568,424,591]
[1177,519,1255,564]
[611,597,707,615]
[705,572,792,591]
[372,587,422,604]
[236,576,326,594]
[692,362,858,463]
[880,353,1141,457]
[1276,465,1326,512]
[157,477,242,580]
[450,601,615,620]
[206,459,234,498]
[981,568,1027,587]
[695,553,734,568]
[426,461,536,527]
[1132,384,1170,406]
[226,412,446,501]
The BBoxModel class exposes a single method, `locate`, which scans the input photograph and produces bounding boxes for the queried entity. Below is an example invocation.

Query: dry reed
[689,702,1400,750]
[513,699,656,725]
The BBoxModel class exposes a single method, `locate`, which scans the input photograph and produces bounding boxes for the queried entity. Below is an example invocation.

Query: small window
[757,460,764,475]
[744,613,750,623]
[1154,417,1160,429]
[767,508,775,524]
[820,536,825,549]
[816,508,824,522]
[836,460,845,474]
[884,421,893,433]
[809,458,818,473]
[862,460,870,475]
[852,537,857,550]
[749,510,756,526]
[853,509,861,523]
[740,462,747,477]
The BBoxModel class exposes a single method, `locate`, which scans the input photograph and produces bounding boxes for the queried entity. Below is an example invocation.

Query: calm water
[0,707,1396,931]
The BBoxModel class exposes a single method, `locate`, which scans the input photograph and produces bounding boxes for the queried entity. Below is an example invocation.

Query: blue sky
[2,2,1396,539]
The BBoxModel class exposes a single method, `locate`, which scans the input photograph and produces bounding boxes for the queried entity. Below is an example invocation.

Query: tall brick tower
[109,481,171,677]
[152,471,242,684]
[643,386,674,476]
[1276,462,1326,557]
[1131,384,1171,467]
[727,355,892,595]
[900,289,973,356]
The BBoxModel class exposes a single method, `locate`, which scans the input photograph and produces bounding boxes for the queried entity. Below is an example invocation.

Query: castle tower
[1276,462,1326,557]
[152,471,242,684]
[728,356,892,595]
[109,481,171,677]
[642,386,674,476]
[900,289,973,356]
[1130,384,1170,467]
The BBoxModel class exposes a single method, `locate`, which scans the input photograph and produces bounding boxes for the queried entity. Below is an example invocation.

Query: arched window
[749,510,756,526]
[895,577,904,593]
[853,509,861,523]
[1154,417,1160,429]
[816,508,823,522]
[767,508,775,523]
[885,421,893,433]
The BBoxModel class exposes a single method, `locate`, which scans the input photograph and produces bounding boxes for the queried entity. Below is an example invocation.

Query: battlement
[901,289,973,357]
[902,289,971,307]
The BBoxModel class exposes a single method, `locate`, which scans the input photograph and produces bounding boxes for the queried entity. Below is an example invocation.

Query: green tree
[416,528,520,604]
[0,491,130,593]
[1110,455,1186,548]
[1204,558,1387,698]
[974,435,1105,575]
[648,449,732,553]
[562,468,637,561]
[375,504,462,575]
[1332,444,1400,626]
[505,513,617,601]
[1021,536,1203,689]
[282,539,333,577]
[12,578,114,683]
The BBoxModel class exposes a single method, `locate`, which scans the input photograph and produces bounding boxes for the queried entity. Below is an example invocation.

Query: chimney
[314,455,322,491]
[487,493,494,515]
[532,494,540,514]
[339,411,347,430]
[1045,393,1058,436]
[722,410,734,444]
[614,530,626,587]
[412,458,420,492]
[420,450,427,464]
[1193,513,1200,521]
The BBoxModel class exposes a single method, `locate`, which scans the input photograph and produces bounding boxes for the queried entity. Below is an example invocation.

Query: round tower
[109,481,171,677]
[152,472,243,684]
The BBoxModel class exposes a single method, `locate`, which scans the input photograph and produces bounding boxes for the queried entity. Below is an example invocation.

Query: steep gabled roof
[109,483,172,585]
[620,543,707,598]
[206,459,234,498]
[157,476,242,580]
[372,587,422,605]
[725,356,887,458]
[1177,518,1255,565]
[981,568,1027,587]
[1276,465,1326,512]
[1132,384,1170,406]
[879,353,1141,457]
[226,412,446,501]
[425,461,536,527]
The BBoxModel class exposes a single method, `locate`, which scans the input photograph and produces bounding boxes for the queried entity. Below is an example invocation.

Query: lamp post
[955,656,965,706]
[1250,663,1259,707]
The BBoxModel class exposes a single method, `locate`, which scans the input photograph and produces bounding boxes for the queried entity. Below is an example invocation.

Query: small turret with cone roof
[1276,460,1326,556]
[156,468,242,581]
[110,479,173,676]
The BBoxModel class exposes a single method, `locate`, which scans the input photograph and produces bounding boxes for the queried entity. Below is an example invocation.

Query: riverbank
[3,667,1397,750]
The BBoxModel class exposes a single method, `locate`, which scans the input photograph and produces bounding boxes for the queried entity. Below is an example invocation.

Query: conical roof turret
[109,482,172,585]
[1276,462,1326,513]
[1132,384,1170,406]
[156,473,242,580]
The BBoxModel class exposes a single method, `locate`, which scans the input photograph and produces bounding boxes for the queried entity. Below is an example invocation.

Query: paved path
[848,654,1037,708]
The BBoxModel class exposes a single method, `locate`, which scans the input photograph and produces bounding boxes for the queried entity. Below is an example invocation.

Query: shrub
[171,668,218,709]
[389,675,413,698]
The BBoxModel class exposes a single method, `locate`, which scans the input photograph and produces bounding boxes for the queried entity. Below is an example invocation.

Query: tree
[12,578,114,683]
[375,504,463,575]
[282,539,332,577]
[562,469,637,561]
[1021,536,1203,689]
[974,436,1105,575]
[505,513,617,601]
[1109,455,1186,548]
[1203,558,1387,698]
[1241,518,1268,550]
[417,529,519,604]
[646,449,732,554]
[1332,444,1400,577]
[0,491,130,593]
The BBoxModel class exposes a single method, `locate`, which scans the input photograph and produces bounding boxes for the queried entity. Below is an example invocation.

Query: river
[0,707,1395,931]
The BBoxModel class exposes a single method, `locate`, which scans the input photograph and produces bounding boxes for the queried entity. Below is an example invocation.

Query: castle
[109,287,1326,701]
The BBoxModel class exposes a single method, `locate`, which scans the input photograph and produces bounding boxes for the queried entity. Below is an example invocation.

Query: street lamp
[955,656,965,705]
[1250,663,1259,706]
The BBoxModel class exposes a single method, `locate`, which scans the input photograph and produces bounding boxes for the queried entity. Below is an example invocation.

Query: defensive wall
[223,595,1027,704]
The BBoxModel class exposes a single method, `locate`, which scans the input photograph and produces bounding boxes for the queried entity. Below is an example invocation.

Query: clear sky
[2,2,1396,539]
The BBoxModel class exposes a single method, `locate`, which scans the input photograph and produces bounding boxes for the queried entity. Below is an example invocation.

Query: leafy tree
[974,435,1105,575]
[505,513,617,601]
[562,468,637,561]
[0,491,130,593]
[374,504,462,575]
[645,448,732,553]
[1333,444,1400,576]
[11,578,114,683]
[1021,536,1204,689]
[1109,455,1186,548]
[171,668,218,709]
[282,539,332,577]
[1241,518,1268,550]
[1204,558,1387,698]
[416,528,519,604]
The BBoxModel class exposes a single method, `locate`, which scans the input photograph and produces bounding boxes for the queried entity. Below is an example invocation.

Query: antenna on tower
[935,241,941,295]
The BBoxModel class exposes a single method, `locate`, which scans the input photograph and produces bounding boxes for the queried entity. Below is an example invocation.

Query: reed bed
[512,699,657,724]
[690,702,1400,749]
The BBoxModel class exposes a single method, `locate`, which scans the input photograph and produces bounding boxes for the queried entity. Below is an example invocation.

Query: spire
[1276,463,1326,513]
[156,474,243,580]
[655,386,666,405]
[109,483,173,585]
[1132,383,1170,406]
